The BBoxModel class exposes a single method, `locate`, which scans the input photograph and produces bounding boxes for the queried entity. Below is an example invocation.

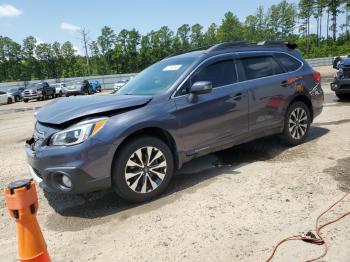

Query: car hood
[36,94,152,125]
[340,58,350,66]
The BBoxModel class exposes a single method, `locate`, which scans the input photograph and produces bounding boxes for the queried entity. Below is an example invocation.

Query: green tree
[327,0,343,40]
[191,24,204,48]
[299,0,314,53]
[97,26,116,73]
[139,34,152,70]
[35,43,55,79]
[340,0,350,39]
[22,36,38,80]
[60,41,77,77]
[204,23,218,46]
[278,0,297,38]
[176,24,191,50]
[314,0,327,45]
[217,12,243,42]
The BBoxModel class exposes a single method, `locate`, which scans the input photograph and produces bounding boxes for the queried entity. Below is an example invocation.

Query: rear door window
[240,56,284,80]
[274,53,302,72]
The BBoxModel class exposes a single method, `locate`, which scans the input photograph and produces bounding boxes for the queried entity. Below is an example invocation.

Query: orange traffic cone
[4,179,51,262]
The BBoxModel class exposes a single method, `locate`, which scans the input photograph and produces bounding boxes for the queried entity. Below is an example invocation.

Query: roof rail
[207,41,249,52]
[207,40,298,53]
[165,41,298,58]
[165,45,212,58]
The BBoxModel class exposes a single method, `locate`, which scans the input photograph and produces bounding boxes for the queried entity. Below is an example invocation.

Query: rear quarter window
[275,53,302,72]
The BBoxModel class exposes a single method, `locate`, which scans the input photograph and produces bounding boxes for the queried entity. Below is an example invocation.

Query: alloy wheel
[288,107,308,140]
[125,146,167,194]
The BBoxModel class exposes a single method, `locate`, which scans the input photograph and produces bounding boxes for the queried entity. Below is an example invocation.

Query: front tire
[281,101,311,146]
[7,97,12,104]
[112,136,174,203]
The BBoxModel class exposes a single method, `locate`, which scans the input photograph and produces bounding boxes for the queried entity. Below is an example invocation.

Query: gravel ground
[0,66,349,262]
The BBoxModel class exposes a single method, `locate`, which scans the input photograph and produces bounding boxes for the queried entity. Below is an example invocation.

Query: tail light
[311,71,321,83]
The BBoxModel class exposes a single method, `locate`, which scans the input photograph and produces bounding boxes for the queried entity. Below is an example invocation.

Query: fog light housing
[61,175,72,189]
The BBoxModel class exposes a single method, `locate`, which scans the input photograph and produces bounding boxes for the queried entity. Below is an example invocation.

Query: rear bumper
[310,84,324,120]
[331,79,350,94]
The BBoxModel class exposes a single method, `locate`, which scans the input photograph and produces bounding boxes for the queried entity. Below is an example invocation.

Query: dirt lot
[0,66,349,262]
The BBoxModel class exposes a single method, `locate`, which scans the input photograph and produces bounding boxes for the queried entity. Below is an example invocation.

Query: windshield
[8,88,17,92]
[118,57,196,95]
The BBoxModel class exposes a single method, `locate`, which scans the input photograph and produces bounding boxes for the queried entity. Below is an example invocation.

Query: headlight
[335,69,343,78]
[49,117,108,146]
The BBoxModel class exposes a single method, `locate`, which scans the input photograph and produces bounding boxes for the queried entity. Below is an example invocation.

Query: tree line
[1,0,350,83]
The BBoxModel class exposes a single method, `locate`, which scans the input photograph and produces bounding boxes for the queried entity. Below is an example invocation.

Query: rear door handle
[281,80,289,87]
[233,92,243,101]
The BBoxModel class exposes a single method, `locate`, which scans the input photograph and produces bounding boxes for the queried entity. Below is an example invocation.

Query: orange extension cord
[266,192,350,262]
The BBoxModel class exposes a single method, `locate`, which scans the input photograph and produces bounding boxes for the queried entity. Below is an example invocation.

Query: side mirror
[188,81,212,103]
[190,81,212,95]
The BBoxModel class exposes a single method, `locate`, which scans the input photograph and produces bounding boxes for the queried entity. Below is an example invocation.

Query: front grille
[24,90,37,95]
[343,69,350,79]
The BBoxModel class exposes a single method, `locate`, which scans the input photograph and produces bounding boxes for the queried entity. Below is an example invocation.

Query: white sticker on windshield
[163,65,182,71]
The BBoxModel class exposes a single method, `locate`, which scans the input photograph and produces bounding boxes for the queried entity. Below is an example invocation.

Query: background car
[52,83,67,97]
[22,81,55,103]
[7,86,25,102]
[331,57,350,100]
[89,80,102,93]
[64,80,93,97]
[113,79,129,93]
[0,90,15,105]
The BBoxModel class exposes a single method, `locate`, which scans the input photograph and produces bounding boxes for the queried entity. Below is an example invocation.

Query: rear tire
[15,96,20,102]
[281,101,311,146]
[336,93,350,100]
[112,136,174,203]
[7,98,12,104]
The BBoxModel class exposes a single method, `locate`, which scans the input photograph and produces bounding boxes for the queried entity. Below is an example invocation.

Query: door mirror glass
[190,81,212,95]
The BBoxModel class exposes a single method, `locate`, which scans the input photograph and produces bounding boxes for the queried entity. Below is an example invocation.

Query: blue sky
[0,0,342,54]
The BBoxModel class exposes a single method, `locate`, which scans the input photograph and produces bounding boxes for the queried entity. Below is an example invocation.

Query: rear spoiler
[257,41,298,50]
